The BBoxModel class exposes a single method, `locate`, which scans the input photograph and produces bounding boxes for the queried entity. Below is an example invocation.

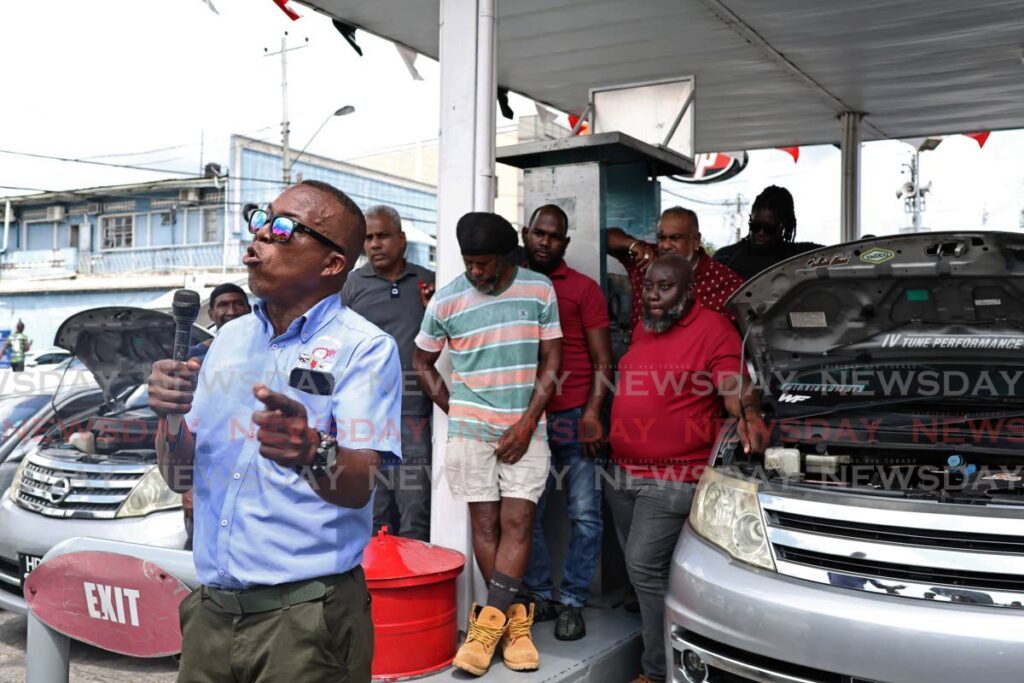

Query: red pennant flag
[272,0,301,20]
[964,132,990,148]
[567,114,589,136]
[777,146,800,163]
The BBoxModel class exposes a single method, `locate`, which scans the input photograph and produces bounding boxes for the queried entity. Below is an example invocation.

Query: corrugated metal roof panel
[301,0,1024,151]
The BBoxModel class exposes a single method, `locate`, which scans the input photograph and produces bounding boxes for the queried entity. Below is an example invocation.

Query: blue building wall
[5,194,227,255]
[0,147,438,357]
[238,149,437,238]
[1,289,172,358]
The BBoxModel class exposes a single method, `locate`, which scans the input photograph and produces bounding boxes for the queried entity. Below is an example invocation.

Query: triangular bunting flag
[964,132,990,148]
[535,103,557,125]
[396,45,423,81]
[777,146,799,162]
[497,88,514,120]
[332,20,363,56]
[567,113,589,135]
[273,0,301,21]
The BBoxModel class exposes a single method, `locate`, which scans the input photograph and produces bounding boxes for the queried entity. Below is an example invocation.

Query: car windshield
[125,384,149,410]
[0,394,50,447]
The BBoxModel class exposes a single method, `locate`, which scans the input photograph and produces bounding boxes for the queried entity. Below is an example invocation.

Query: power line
[661,187,735,207]
[0,184,50,193]
[0,148,197,176]
[82,143,195,161]
[0,148,438,216]
[80,127,276,161]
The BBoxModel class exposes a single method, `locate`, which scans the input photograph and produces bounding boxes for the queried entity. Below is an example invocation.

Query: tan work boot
[501,603,540,671]
[453,604,507,676]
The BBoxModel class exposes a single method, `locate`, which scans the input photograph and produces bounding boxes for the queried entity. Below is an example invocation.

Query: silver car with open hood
[0,307,210,614]
[667,232,1024,683]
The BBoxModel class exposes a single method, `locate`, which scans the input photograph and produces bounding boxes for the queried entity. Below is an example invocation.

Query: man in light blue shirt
[149,180,401,682]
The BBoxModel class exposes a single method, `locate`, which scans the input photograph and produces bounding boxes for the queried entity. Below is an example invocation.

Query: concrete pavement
[0,611,177,682]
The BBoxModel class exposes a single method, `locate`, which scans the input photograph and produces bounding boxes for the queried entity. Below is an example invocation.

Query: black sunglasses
[748,219,782,235]
[248,208,346,255]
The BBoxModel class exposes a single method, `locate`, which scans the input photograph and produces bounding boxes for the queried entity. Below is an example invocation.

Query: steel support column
[433,0,497,627]
[840,112,863,243]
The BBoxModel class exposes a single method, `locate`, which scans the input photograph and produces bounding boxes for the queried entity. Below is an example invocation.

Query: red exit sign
[24,551,190,658]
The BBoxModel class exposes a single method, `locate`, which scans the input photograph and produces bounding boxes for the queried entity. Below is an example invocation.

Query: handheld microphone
[167,289,201,435]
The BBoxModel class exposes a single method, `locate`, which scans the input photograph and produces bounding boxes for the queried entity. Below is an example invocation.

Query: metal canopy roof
[302,0,1024,152]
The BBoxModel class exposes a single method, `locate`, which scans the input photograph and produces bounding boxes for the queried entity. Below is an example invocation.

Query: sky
[2,0,1023,250]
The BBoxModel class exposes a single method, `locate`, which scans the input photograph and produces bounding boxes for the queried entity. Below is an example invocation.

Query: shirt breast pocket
[287,369,336,432]
[291,390,336,433]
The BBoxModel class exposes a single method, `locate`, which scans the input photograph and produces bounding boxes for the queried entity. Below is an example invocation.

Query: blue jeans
[523,407,603,608]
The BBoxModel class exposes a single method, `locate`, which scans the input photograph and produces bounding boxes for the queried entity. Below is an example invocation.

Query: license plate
[18,553,42,587]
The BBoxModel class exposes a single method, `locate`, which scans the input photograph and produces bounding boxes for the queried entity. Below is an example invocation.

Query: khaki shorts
[445,437,551,503]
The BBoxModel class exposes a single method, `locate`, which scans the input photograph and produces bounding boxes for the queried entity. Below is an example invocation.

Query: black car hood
[54,307,212,404]
[728,232,1024,411]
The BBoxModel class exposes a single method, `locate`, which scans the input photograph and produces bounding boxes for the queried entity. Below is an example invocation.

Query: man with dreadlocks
[713,185,823,281]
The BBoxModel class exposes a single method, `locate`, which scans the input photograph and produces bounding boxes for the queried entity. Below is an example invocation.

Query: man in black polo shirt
[342,205,436,541]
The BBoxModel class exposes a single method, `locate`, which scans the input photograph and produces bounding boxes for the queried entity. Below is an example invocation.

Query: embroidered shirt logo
[310,347,336,370]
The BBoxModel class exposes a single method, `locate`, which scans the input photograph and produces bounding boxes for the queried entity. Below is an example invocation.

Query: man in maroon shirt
[606,253,768,683]
[520,205,613,641]
[606,206,744,327]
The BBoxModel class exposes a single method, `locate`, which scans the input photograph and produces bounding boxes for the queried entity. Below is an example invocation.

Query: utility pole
[730,193,748,243]
[265,32,308,187]
[911,152,922,232]
[898,151,931,233]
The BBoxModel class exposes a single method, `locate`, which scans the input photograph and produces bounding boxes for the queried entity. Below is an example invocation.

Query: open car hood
[728,232,1024,410]
[54,307,212,404]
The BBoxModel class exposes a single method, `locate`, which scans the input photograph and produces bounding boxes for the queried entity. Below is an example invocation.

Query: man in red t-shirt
[607,207,744,328]
[607,253,767,683]
[519,205,613,642]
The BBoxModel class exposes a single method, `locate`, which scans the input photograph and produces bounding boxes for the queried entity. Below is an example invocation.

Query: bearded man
[605,253,768,683]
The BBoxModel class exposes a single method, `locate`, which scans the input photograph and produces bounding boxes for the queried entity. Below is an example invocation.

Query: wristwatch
[294,431,338,479]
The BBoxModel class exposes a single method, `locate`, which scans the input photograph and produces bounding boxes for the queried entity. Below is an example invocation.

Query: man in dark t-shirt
[714,185,822,280]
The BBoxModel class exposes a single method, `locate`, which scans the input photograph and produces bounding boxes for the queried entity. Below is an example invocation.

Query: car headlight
[690,467,775,571]
[7,457,30,502]
[116,468,181,518]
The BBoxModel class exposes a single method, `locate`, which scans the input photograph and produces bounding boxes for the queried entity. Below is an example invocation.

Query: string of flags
[237,0,997,169]
[776,132,992,162]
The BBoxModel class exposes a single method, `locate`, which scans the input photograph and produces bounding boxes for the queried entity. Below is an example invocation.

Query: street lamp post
[287,105,355,182]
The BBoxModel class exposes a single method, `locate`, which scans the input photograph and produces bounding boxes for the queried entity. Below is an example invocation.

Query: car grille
[670,627,856,683]
[13,452,148,520]
[0,557,21,595]
[761,490,1024,609]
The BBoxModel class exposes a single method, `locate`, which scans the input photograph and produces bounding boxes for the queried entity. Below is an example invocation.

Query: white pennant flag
[535,103,557,125]
[201,0,219,14]
[396,44,423,81]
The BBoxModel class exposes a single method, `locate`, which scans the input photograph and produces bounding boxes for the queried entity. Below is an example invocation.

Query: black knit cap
[209,282,247,307]
[456,212,518,256]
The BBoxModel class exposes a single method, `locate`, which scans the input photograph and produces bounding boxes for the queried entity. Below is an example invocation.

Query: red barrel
[362,527,466,680]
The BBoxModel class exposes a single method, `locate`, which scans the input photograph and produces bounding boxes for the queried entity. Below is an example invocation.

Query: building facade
[231,135,438,267]
[0,138,439,348]
[346,115,568,228]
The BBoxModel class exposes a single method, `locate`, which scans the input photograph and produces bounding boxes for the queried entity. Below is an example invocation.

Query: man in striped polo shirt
[414,212,562,677]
